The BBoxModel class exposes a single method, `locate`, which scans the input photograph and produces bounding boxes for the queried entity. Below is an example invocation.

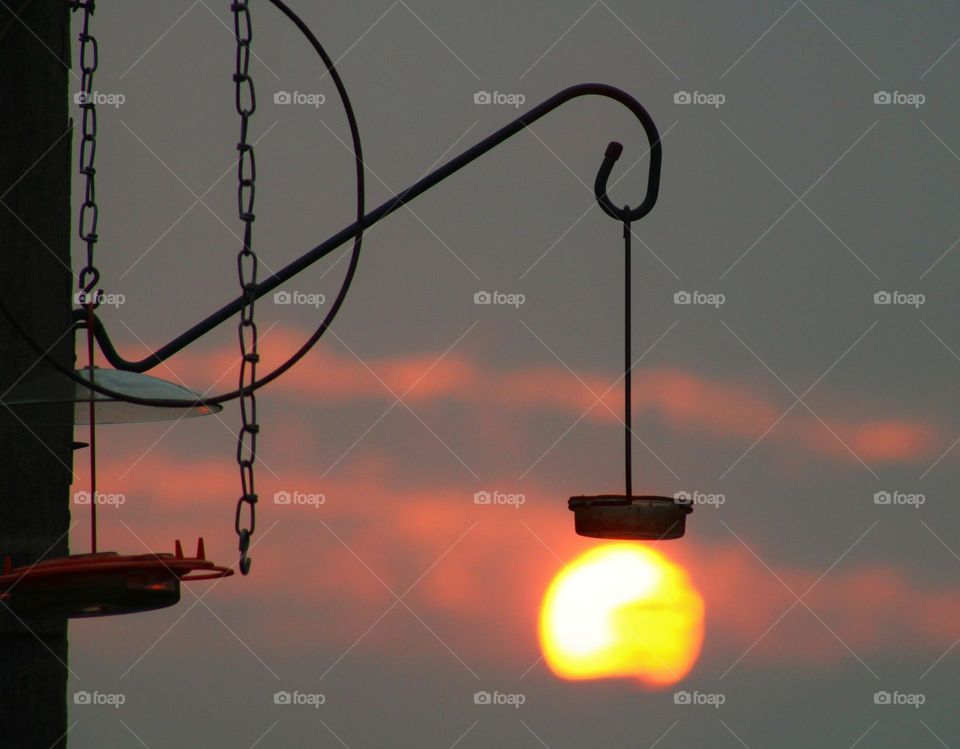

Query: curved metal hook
[594,137,661,223]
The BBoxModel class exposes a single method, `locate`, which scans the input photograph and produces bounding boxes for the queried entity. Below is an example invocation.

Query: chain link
[73,0,101,308]
[232,0,259,576]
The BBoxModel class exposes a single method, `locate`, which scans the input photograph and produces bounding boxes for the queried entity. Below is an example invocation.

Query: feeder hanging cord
[623,216,633,499]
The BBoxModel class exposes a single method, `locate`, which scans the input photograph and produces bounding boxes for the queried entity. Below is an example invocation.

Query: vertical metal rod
[86,309,97,553]
[623,216,632,498]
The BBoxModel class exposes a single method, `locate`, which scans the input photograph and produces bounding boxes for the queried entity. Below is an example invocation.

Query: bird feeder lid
[1,368,222,424]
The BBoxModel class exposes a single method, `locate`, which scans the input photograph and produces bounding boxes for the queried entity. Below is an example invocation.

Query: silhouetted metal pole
[0,3,74,746]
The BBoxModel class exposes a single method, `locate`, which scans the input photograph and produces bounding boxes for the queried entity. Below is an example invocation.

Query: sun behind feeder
[567,161,692,541]
[0,539,232,618]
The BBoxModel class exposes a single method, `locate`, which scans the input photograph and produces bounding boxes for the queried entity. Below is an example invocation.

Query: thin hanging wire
[623,214,632,499]
[232,0,259,576]
[74,0,101,552]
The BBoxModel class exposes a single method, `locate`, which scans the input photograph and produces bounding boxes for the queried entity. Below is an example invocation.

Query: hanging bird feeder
[0,539,232,618]
[567,143,692,541]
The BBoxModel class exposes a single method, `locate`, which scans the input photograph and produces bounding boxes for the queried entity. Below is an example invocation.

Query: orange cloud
[835,420,938,462]
[124,326,941,466]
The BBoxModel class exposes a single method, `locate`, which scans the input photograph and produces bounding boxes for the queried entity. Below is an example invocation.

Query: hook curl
[594,136,661,223]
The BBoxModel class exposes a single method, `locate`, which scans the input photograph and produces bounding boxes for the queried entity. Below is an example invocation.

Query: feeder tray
[0,539,232,618]
[568,495,692,540]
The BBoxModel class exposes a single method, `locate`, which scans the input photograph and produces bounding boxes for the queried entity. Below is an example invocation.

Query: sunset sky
[51,1,960,746]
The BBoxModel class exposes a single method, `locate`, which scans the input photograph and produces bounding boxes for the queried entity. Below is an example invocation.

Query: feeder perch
[0,539,232,618]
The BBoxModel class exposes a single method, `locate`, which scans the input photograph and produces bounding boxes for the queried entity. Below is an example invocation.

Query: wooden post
[0,3,75,747]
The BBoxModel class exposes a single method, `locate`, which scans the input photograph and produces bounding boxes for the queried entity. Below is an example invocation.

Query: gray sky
[49,1,960,746]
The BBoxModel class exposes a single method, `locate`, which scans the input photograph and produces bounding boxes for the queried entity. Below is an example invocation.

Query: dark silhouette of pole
[0,3,74,747]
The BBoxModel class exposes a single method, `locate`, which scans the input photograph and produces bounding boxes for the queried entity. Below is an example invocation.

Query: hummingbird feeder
[0,539,232,618]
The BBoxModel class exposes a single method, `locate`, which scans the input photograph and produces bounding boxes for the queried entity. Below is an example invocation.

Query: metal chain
[74,0,101,309]
[232,0,259,576]
[72,0,102,553]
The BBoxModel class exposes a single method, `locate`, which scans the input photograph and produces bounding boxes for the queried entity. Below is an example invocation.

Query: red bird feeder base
[0,539,232,618]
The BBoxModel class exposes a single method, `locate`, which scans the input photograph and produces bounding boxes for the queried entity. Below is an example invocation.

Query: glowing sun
[539,544,704,686]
